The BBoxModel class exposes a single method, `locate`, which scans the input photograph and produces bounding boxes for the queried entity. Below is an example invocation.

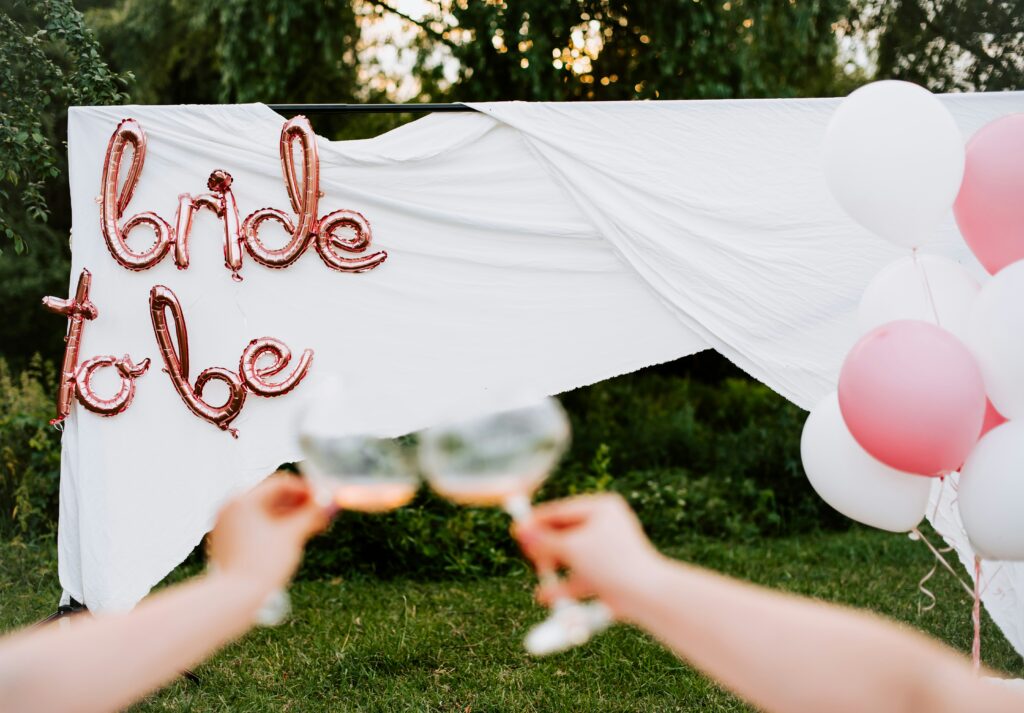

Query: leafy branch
[0,0,129,255]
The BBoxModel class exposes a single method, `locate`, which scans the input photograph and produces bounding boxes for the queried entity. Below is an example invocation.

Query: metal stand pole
[267,102,476,116]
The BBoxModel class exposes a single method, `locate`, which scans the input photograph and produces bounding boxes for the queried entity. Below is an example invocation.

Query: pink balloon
[980,399,1008,439]
[838,320,986,476]
[954,114,1024,275]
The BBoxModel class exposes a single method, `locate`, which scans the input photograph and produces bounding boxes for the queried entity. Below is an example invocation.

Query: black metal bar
[34,596,88,627]
[267,103,475,116]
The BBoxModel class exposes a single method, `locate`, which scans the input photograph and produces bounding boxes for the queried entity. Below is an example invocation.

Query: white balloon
[801,391,932,532]
[858,254,981,340]
[959,421,1024,561]
[966,260,1024,419]
[823,80,965,248]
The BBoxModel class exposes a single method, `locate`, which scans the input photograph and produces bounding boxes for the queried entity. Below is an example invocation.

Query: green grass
[2,527,1021,711]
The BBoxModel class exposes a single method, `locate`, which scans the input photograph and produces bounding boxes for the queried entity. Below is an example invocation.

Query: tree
[0,0,129,361]
[87,0,362,104]
[369,0,848,102]
[85,0,406,139]
[0,0,128,253]
[858,0,1023,92]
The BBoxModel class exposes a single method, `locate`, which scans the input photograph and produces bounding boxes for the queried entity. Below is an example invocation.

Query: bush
[558,371,841,538]
[0,357,843,578]
[614,469,780,544]
[303,371,844,580]
[0,356,61,539]
[300,494,517,580]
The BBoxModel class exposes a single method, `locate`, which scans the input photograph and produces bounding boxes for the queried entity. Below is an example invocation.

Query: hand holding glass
[254,391,419,626]
[417,396,612,655]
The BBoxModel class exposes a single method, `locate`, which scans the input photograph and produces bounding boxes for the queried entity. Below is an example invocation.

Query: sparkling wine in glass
[294,378,420,513]
[417,395,612,655]
[298,433,419,514]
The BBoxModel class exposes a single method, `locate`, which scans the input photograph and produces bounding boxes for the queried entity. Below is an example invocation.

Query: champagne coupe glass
[254,385,420,626]
[417,396,613,655]
[298,433,420,514]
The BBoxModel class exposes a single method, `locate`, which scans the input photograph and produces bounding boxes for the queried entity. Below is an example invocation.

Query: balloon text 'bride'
[100,116,388,278]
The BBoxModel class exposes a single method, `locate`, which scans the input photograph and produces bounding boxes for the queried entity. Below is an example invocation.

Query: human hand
[207,474,329,596]
[514,493,663,620]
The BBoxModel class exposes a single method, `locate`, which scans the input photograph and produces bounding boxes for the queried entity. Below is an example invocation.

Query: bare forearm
[0,572,266,713]
[617,555,1021,713]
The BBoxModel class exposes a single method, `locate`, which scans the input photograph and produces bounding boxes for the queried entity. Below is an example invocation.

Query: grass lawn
[3,527,1021,711]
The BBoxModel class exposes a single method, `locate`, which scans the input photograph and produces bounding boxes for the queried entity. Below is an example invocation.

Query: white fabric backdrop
[63,96,1024,658]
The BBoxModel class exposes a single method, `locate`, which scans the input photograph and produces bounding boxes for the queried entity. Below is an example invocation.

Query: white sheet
[62,95,1024,659]
[62,103,703,611]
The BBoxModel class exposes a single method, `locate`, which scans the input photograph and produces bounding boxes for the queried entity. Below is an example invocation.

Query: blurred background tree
[0,0,128,361]
[862,0,1024,93]
[376,0,846,101]
[86,0,361,104]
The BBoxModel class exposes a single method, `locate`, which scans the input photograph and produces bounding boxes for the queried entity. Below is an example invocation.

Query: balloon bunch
[804,81,1024,564]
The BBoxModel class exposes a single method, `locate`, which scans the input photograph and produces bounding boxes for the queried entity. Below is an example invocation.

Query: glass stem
[503,493,532,522]
[503,493,572,610]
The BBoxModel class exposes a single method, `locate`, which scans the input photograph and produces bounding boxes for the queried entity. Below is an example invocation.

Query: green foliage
[558,370,831,536]
[379,0,847,101]
[0,0,128,360]
[86,0,410,141]
[302,368,837,579]
[0,223,73,364]
[616,469,781,543]
[864,0,1023,92]
[0,356,61,540]
[301,494,517,580]
[216,0,360,103]
[87,0,361,104]
[0,0,128,254]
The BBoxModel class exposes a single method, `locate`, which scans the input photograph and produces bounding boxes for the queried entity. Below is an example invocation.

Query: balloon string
[981,565,1002,597]
[917,563,939,614]
[931,474,945,522]
[972,555,982,674]
[910,527,975,597]
[911,247,942,327]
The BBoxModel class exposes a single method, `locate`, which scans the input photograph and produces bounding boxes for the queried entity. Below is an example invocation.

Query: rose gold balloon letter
[242,116,320,269]
[239,337,313,397]
[43,269,151,423]
[173,170,245,280]
[100,119,173,270]
[149,285,247,436]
